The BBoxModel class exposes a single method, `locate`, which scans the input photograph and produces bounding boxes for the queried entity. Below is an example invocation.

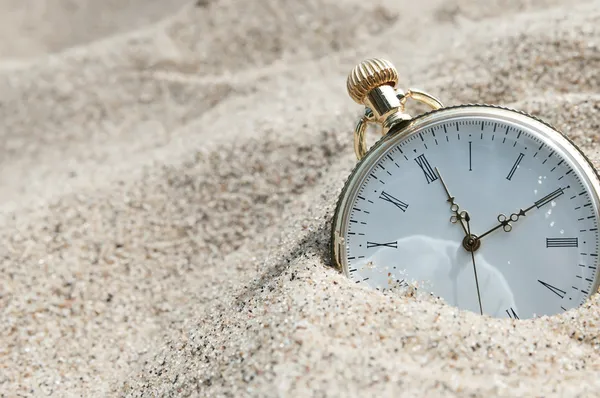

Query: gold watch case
[330,104,600,302]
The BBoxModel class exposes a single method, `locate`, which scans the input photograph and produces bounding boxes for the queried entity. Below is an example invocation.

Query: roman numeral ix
[546,237,578,248]
[379,191,409,212]
[366,241,398,249]
[415,154,438,184]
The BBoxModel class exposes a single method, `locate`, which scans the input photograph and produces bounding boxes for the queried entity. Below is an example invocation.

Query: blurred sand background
[0,0,599,396]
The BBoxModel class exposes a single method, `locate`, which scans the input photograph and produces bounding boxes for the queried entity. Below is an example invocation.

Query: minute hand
[477,187,566,241]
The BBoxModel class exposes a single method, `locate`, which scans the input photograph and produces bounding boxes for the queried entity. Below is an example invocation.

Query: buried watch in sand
[331,58,600,319]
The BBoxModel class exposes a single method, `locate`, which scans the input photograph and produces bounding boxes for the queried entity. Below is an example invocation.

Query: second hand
[465,212,483,315]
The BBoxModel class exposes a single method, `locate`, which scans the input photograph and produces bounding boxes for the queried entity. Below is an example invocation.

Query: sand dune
[0,0,599,396]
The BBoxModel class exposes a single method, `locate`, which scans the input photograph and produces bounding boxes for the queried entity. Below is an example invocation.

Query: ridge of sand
[0,0,599,396]
[0,0,192,58]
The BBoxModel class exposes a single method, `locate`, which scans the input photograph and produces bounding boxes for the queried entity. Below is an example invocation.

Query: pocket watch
[331,58,600,319]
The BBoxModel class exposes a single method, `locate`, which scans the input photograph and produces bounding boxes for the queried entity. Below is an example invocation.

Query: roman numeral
[506,308,519,319]
[366,241,398,249]
[414,154,437,184]
[535,188,564,208]
[379,191,409,212]
[546,237,578,248]
[538,279,566,299]
[468,141,473,171]
[506,153,525,180]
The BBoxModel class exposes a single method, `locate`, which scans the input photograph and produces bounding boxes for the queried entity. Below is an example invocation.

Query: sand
[0,0,599,396]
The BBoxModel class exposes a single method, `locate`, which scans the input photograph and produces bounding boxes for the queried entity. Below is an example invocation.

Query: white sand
[0,0,599,396]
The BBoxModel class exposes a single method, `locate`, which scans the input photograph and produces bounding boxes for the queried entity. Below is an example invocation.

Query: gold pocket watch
[331,58,600,319]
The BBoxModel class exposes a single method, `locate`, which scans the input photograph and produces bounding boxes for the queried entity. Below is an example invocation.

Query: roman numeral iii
[546,237,578,248]
[379,191,409,212]
[414,154,438,184]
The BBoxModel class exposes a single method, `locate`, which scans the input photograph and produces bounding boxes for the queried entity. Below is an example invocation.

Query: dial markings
[378,164,392,177]
[538,280,566,299]
[506,153,525,180]
[503,126,510,144]
[379,191,409,212]
[414,154,438,184]
[546,237,578,248]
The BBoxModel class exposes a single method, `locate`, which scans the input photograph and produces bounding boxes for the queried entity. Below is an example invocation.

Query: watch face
[333,106,600,319]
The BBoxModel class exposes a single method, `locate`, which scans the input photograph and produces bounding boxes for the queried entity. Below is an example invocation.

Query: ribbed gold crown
[347,58,398,104]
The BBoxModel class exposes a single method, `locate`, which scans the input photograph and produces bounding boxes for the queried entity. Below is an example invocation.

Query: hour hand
[435,167,469,236]
[451,210,468,225]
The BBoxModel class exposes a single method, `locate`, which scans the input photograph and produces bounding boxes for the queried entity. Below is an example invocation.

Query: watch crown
[346,58,399,104]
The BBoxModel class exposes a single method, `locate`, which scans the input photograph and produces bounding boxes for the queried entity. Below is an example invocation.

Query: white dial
[334,106,600,319]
